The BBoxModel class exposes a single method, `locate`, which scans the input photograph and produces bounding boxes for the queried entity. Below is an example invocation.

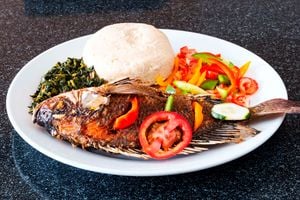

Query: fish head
[32,88,110,132]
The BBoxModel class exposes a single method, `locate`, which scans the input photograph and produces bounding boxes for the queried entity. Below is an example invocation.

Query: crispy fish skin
[33,84,197,149]
[33,80,300,152]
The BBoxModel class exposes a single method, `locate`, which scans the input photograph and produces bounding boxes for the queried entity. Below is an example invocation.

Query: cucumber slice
[211,103,250,120]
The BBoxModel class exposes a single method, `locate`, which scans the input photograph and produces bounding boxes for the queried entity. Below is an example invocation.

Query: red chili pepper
[139,111,192,160]
[113,97,139,130]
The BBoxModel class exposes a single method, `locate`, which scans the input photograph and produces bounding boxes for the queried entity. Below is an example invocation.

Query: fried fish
[32,79,300,158]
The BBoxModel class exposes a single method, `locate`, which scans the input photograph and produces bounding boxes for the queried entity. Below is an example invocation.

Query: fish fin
[193,123,259,144]
[250,98,300,118]
[90,143,208,159]
[88,123,258,159]
[103,78,165,98]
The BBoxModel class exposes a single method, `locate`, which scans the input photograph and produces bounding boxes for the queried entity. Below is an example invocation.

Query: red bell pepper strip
[113,97,139,130]
[200,64,225,75]
[208,58,237,94]
[205,70,219,80]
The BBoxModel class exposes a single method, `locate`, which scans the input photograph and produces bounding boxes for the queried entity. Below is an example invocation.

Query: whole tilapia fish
[32,79,300,158]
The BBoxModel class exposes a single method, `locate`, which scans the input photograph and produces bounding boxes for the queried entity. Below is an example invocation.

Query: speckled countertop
[1,0,299,199]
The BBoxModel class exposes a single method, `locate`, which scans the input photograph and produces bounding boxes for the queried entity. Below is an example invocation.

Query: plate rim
[6,29,288,176]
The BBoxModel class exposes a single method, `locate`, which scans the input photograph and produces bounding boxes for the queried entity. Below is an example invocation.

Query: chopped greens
[29,58,105,113]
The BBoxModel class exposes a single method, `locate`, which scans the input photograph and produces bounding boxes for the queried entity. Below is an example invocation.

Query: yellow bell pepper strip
[239,61,251,78]
[188,58,202,85]
[192,101,203,131]
[156,75,169,87]
[155,57,180,87]
[207,58,237,94]
[166,57,180,83]
[113,97,139,130]
[196,71,206,86]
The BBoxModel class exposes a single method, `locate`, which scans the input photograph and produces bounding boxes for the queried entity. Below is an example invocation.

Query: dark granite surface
[1,0,299,199]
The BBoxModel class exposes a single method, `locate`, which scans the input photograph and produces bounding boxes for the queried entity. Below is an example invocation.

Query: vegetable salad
[156,46,259,107]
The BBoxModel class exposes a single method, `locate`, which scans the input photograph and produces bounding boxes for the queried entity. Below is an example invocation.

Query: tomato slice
[238,77,259,95]
[139,111,192,160]
[228,93,249,107]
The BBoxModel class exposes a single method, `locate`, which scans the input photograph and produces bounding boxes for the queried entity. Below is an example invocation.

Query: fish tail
[250,98,300,118]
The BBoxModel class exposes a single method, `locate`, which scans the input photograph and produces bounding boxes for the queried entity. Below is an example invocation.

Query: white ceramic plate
[6,29,287,176]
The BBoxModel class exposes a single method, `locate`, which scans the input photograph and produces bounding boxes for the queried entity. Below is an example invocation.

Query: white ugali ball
[82,23,175,83]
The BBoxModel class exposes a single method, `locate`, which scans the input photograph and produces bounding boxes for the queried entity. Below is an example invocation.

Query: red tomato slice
[238,77,259,95]
[229,93,249,107]
[139,111,192,160]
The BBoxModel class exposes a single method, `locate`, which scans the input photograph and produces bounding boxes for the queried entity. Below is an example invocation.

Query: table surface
[1,0,299,199]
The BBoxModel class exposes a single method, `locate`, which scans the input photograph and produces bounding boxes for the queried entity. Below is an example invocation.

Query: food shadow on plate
[24,0,168,16]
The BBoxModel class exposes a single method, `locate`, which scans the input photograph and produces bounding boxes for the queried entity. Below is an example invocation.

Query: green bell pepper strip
[218,74,230,85]
[164,95,174,111]
[200,79,218,90]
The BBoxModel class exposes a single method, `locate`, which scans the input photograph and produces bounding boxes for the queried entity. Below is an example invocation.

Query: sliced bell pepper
[113,97,139,130]
[156,75,169,87]
[231,66,240,79]
[192,101,203,131]
[196,71,206,86]
[218,74,230,85]
[239,61,251,78]
[192,52,221,63]
[165,85,176,94]
[200,64,225,75]
[205,70,219,80]
[156,57,180,87]
[164,95,174,111]
[208,58,237,94]
[200,79,218,90]
[188,58,202,85]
